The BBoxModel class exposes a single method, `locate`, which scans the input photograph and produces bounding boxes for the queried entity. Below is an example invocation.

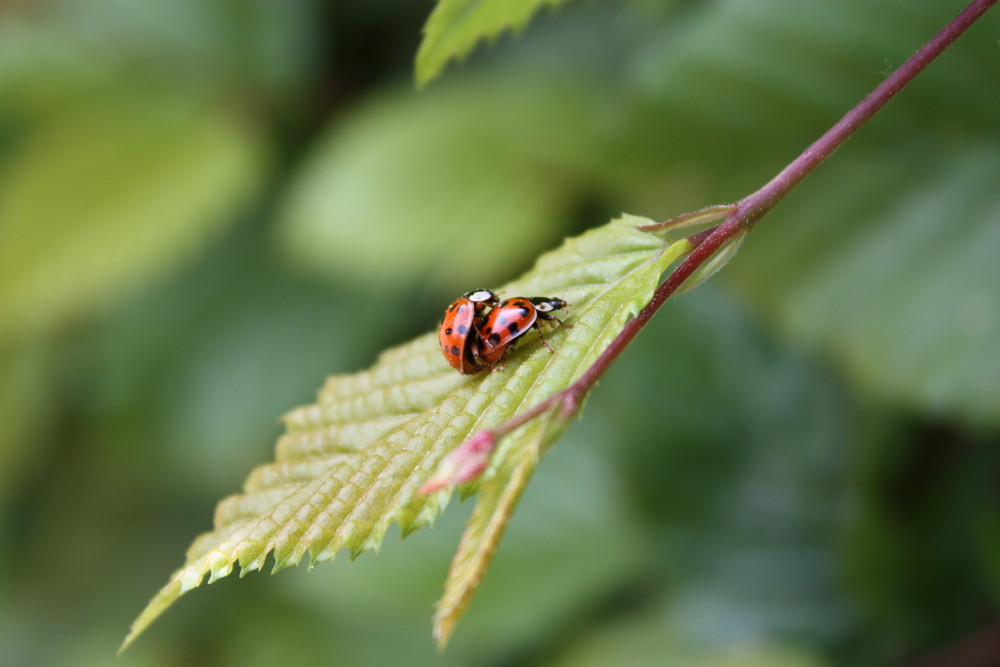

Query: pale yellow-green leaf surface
[122,214,691,651]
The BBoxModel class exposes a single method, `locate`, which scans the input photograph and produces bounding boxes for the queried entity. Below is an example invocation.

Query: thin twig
[423,0,997,491]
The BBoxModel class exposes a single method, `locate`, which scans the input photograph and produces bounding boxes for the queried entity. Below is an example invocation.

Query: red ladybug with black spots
[438,289,499,374]
[477,296,569,366]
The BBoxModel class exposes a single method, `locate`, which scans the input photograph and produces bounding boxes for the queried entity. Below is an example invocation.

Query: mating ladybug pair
[439,289,569,375]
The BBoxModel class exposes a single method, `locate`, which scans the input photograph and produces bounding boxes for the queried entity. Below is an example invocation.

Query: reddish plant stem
[740,0,997,225]
[563,0,997,406]
[424,0,997,490]
[563,220,738,407]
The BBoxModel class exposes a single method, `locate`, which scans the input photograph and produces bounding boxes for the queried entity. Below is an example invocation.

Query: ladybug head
[530,297,568,318]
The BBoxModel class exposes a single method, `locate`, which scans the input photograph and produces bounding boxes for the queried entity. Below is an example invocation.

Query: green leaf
[0,97,266,344]
[548,601,829,667]
[432,405,563,648]
[416,0,575,87]
[433,230,690,647]
[0,1,318,117]
[276,76,610,288]
[730,141,1000,426]
[121,214,692,651]
[0,20,114,117]
[295,433,648,662]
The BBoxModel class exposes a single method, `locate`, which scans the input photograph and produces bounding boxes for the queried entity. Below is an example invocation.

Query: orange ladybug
[477,296,569,366]
[438,289,499,374]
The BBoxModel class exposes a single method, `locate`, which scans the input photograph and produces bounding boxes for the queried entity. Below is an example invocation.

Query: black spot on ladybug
[450,345,460,356]
[496,315,508,326]
[507,322,520,335]
[488,332,501,345]
[456,324,468,335]
[518,306,530,316]
[445,327,453,335]
[457,304,468,315]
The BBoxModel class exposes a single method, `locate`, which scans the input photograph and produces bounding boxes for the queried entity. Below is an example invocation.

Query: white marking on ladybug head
[466,289,496,303]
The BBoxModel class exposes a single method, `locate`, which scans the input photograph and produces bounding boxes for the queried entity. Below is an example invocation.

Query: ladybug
[477,296,569,366]
[439,289,499,374]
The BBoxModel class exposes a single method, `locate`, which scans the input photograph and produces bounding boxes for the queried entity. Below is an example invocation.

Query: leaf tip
[118,571,194,655]
[432,613,458,654]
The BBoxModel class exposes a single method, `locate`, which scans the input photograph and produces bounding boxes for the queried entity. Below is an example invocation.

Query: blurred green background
[1,1,998,666]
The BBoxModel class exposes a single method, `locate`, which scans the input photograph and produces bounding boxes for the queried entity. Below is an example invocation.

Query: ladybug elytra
[438,289,499,374]
[477,296,569,366]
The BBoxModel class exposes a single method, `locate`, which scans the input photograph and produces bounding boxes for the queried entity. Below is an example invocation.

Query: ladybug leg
[488,347,512,372]
[535,327,555,354]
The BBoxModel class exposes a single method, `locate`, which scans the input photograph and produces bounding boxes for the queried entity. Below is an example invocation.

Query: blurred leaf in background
[0,1,997,666]
[276,76,603,288]
[0,96,266,345]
